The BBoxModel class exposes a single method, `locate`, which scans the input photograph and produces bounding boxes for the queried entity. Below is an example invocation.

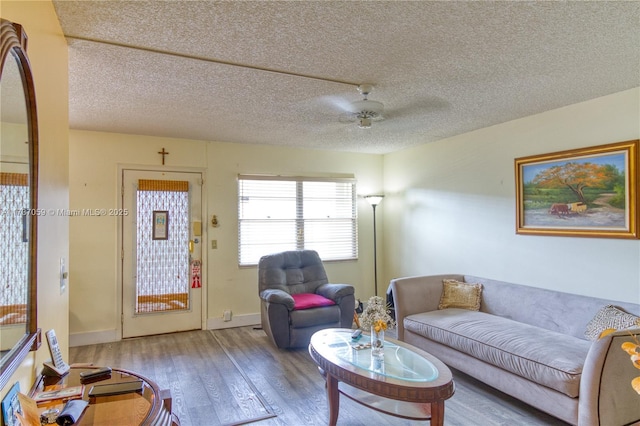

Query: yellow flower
[359,296,396,331]
[373,319,387,333]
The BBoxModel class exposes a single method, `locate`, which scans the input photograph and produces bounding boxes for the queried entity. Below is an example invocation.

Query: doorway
[121,169,204,338]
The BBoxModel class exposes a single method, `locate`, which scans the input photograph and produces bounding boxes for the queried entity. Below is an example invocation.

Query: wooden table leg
[326,374,340,426]
[430,400,445,426]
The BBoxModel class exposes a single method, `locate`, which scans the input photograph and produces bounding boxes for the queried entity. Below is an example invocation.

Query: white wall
[68,132,383,345]
[1,0,69,397]
[383,88,640,303]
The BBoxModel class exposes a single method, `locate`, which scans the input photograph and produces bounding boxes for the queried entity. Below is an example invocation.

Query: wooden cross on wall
[158,148,169,165]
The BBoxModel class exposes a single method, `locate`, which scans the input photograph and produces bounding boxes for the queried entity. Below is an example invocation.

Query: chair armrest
[316,283,354,303]
[579,328,640,426]
[259,289,294,310]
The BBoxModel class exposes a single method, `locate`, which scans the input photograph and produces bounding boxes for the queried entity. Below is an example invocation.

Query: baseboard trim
[69,314,261,347]
[70,329,119,347]
[207,313,260,330]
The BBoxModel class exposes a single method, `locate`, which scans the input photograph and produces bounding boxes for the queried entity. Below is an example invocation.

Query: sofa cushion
[438,279,482,311]
[584,304,640,341]
[292,293,335,310]
[404,309,591,397]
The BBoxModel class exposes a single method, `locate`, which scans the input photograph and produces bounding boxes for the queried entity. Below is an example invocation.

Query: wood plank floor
[69,327,569,426]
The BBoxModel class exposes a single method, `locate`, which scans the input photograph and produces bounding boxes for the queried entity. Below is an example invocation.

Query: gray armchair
[258,250,355,349]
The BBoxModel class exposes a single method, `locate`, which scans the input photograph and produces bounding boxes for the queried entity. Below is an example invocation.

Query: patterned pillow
[438,279,483,311]
[584,304,640,341]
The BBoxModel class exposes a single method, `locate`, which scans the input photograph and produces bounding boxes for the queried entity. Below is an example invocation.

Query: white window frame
[238,175,358,266]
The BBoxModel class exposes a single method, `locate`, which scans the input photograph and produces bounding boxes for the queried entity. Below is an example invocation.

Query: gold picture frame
[515,139,638,239]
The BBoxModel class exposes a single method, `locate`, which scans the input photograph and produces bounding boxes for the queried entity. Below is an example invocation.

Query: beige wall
[68,131,383,345]
[3,2,637,391]
[383,88,640,303]
[69,89,640,347]
[1,0,69,398]
[68,91,640,344]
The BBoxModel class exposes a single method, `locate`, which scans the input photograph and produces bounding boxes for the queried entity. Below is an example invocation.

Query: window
[0,173,29,316]
[238,175,357,265]
[135,179,190,313]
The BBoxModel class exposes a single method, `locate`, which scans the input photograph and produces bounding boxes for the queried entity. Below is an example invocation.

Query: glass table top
[318,329,439,382]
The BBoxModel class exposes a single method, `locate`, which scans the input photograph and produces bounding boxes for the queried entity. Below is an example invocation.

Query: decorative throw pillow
[291,293,335,310]
[584,304,640,341]
[438,279,483,311]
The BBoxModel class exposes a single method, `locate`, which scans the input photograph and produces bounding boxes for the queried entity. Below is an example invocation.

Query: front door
[122,169,203,338]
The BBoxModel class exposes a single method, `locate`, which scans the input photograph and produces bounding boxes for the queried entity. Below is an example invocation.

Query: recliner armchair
[258,250,355,349]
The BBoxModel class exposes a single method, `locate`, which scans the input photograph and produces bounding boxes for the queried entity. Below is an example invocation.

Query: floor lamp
[365,195,384,297]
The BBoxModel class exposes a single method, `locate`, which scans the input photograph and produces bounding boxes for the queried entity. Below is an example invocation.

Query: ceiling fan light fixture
[332,83,384,129]
[350,100,384,117]
[358,117,372,129]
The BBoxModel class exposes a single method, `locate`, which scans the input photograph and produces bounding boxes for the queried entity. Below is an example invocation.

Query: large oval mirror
[0,19,40,390]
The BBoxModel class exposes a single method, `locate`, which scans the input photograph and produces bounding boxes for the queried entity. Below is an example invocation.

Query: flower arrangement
[599,318,640,396]
[359,296,396,331]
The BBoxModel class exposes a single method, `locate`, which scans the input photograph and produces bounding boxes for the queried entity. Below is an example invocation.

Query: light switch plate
[60,257,67,294]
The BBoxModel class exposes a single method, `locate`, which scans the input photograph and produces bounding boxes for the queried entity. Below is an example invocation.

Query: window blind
[1,172,28,186]
[238,175,357,265]
[138,179,189,192]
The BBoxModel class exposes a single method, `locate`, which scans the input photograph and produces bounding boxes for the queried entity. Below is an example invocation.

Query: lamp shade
[365,195,384,206]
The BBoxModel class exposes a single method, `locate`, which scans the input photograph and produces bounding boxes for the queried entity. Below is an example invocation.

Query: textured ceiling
[52,1,640,154]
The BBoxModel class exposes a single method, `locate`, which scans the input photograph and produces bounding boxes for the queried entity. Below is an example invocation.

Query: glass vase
[371,326,385,358]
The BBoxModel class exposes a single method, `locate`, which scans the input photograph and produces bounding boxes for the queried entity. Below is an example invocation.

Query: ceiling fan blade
[338,112,357,123]
[318,95,354,113]
[383,97,450,119]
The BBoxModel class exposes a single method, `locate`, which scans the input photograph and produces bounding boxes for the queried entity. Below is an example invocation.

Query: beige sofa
[389,274,640,426]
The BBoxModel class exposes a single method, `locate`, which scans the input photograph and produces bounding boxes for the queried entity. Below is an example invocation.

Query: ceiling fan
[335,84,385,129]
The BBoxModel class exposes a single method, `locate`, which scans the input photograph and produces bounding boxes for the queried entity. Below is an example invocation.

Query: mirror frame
[0,18,40,390]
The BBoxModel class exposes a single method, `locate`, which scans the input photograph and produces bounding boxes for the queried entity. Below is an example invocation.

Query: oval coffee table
[309,328,454,425]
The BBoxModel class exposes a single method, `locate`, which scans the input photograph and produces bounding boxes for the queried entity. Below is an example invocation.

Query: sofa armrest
[316,283,354,303]
[389,274,463,341]
[579,328,640,426]
[259,289,295,311]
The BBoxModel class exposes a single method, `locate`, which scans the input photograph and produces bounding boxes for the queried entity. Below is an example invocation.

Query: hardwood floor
[69,327,568,425]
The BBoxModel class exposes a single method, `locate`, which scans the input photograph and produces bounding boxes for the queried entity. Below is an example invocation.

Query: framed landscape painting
[515,140,639,239]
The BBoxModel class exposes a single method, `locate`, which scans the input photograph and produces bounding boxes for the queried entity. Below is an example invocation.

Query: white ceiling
[52,1,640,154]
